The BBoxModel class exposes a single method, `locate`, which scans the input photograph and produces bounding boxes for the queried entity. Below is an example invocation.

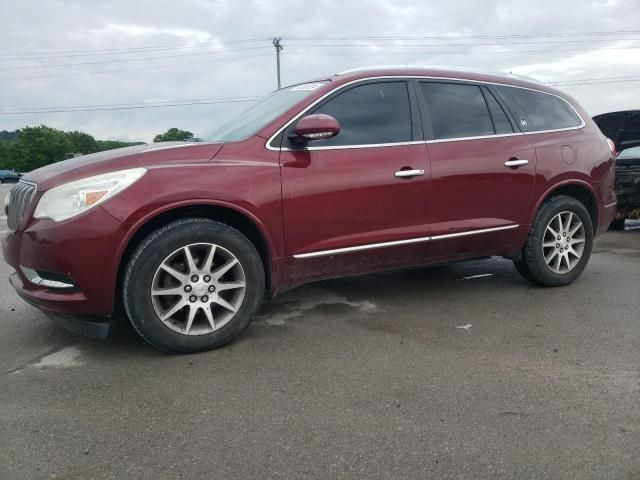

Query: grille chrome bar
[6,180,37,231]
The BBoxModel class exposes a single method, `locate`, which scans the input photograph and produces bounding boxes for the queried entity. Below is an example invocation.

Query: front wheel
[123,218,265,353]
[514,195,594,287]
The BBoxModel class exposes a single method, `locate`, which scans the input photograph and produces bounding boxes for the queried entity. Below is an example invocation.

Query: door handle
[504,159,528,168]
[394,169,425,178]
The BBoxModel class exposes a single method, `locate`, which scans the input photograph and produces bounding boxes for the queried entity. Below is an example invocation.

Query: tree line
[0,125,194,173]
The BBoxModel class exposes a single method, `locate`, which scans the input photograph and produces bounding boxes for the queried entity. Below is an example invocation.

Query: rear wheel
[123,218,265,353]
[514,195,593,287]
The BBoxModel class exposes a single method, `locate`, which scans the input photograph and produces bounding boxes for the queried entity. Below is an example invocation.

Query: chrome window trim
[426,132,524,144]
[292,224,519,259]
[289,140,426,151]
[265,75,585,152]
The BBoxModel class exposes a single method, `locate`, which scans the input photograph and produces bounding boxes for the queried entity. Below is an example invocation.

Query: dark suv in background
[593,110,640,229]
[3,67,617,353]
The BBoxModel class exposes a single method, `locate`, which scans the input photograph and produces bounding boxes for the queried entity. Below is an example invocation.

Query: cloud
[1,0,638,141]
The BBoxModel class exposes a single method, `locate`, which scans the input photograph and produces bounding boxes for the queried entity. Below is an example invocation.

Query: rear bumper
[597,200,617,235]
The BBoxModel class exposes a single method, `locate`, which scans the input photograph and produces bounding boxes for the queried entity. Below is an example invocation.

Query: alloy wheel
[151,243,246,335]
[541,211,586,274]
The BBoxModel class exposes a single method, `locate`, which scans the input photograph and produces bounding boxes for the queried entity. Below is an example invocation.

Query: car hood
[593,110,640,153]
[23,141,224,190]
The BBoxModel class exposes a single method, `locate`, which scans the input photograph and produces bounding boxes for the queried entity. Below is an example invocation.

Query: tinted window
[494,85,582,132]
[483,88,513,134]
[306,82,412,146]
[420,83,494,139]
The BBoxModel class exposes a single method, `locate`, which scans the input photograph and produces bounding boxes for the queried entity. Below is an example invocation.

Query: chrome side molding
[293,224,519,259]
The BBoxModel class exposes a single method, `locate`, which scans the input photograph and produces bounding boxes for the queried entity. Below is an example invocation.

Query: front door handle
[394,169,425,178]
[504,159,529,168]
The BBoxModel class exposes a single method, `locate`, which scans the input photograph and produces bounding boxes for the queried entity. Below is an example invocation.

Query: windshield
[199,81,328,142]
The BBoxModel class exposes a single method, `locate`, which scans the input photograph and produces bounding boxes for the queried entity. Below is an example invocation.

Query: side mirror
[291,114,340,142]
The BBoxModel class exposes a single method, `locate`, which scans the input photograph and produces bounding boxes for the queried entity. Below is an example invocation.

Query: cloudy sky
[1,0,639,142]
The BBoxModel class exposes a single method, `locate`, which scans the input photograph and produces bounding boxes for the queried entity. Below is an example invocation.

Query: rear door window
[419,82,494,140]
[493,85,582,132]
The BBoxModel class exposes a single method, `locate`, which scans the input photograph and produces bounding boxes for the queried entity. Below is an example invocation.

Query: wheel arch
[114,202,277,309]
[532,180,598,229]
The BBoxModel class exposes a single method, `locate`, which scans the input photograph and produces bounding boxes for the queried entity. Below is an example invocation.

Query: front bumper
[10,273,112,338]
[3,205,126,317]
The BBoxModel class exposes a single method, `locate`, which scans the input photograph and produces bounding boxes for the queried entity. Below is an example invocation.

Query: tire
[514,195,594,287]
[123,218,265,353]
[608,217,626,231]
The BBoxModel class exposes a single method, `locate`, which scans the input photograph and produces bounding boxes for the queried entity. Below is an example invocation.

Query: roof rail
[337,65,540,83]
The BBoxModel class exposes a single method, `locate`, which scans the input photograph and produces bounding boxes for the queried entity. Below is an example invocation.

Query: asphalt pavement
[0,182,638,479]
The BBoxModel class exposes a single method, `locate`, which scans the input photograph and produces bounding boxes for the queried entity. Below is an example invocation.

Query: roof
[331,65,552,93]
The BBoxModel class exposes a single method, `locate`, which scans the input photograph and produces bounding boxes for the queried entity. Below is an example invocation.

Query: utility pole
[272,37,283,89]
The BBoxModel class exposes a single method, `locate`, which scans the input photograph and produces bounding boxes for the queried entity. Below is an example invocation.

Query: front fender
[102,163,284,258]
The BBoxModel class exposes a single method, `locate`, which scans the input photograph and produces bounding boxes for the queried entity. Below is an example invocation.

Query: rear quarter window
[494,85,582,132]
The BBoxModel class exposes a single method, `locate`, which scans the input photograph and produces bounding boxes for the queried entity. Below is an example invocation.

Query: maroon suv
[3,67,617,353]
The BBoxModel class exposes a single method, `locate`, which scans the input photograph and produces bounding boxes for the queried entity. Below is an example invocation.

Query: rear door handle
[394,169,425,178]
[504,159,528,168]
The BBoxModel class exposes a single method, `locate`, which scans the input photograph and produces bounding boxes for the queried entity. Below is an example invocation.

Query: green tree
[66,130,98,154]
[0,141,11,169]
[12,125,72,172]
[96,139,144,151]
[153,127,194,142]
[0,126,145,172]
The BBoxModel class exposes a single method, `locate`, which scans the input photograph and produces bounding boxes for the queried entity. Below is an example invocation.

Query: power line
[3,73,640,115]
[0,97,260,115]
[284,31,640,40]
[548,76,640,86]
[0,39,271,63]
[0,37,271,59]
[0,53,272,81]
[283,45,640,56]
[3,30,639,61]
[0,46,272,71]
[1,96,262,112]
[284,38,640,47]
[5,42,637,77]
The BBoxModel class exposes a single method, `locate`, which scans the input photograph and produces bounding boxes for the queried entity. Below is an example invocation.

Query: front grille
[6,181,37,231]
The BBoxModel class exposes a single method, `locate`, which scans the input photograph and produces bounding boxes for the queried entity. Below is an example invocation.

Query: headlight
[34,168,146,222]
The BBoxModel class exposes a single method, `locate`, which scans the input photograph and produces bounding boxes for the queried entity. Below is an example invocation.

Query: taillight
[606,137,617,156]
